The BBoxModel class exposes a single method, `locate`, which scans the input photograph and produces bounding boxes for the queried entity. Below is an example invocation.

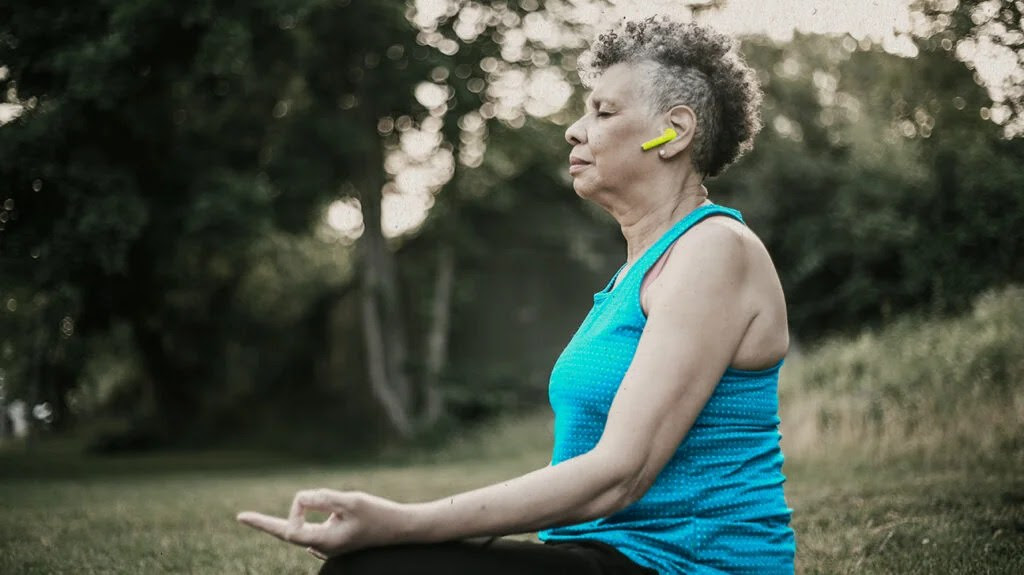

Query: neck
[601,170,710,264]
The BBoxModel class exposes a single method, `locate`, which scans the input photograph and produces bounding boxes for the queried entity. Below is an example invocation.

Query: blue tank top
[538,204,795,574]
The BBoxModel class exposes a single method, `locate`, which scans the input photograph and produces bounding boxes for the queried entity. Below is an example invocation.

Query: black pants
[318,538,658,575]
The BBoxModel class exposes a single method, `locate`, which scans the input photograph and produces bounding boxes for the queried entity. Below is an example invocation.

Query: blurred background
[3,0,1022,454]
[1,0,1022,453]
[1,0,1022,572]
[0,0,1019,470]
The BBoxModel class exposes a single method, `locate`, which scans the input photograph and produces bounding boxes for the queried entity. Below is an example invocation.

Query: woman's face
[565,63,662,198]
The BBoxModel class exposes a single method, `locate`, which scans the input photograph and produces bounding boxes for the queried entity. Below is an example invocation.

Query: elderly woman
[239,16,795,575]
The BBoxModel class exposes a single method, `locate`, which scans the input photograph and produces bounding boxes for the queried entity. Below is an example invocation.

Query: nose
[565,115,586,146]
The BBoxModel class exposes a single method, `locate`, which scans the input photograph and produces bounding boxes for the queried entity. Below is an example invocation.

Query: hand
[237,488,409,559]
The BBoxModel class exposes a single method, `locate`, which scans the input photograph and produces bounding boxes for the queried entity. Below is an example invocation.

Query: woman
[238,16,795,574]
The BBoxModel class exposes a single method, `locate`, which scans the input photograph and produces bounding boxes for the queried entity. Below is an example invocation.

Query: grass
[0,442,549,574]
[786,459,1023,574]
[2,288,1023,573]
[2,417,1021,574]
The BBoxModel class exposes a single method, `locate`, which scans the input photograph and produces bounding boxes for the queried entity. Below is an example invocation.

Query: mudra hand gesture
[237,489,408,560]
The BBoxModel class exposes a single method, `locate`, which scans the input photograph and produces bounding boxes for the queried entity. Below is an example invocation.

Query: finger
[307,547,328,561]
[237,512,292,540]
[290,489,341,527]
[238,511,329,547]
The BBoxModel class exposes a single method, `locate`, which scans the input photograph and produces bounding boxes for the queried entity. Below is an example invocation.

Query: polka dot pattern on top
[538,204,795,574]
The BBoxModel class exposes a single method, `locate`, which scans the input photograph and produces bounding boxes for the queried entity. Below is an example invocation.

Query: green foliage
[0,0,433,442]
[717,33,1024,337]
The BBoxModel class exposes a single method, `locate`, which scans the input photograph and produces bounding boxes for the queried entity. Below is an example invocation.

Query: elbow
[611,466,655,513]
[585,446,655,517]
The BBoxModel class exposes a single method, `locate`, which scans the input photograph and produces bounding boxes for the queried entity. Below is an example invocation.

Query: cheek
[595,120,645,157]
[593,128,644,173]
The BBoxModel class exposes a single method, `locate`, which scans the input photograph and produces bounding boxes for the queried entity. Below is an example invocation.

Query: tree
[912,0,1024,136]
[0,0,602,444]
[715,31,1024,338]
[0,1,350,443]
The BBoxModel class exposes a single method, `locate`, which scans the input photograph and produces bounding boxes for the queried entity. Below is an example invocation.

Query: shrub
[779,286,1024,465]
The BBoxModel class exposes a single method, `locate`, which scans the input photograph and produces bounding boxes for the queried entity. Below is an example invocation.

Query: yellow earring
[641,128,678,151]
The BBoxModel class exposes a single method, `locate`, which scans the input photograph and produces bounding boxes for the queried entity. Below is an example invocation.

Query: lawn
[1,424,1021,574]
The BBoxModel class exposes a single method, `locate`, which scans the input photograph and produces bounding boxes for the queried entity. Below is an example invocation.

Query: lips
[569,156,591,175]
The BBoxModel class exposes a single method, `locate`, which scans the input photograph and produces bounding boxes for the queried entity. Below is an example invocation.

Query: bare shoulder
[644,216,749,308]
[682,215,789,366]
[692,214,765,251]
[687,215,778,275]
[646,213,786,333]
[658,214,762,282]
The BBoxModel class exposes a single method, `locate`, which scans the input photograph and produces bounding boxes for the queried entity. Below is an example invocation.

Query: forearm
[400,448,633,544]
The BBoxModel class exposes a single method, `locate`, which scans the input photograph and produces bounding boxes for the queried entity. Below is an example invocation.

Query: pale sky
[587,0,916,46]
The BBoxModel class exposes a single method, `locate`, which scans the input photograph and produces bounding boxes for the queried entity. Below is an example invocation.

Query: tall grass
[779,286,1024,465]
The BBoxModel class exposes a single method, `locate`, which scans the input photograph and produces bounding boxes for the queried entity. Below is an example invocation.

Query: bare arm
[237,221,756,555]
[402,439,645,542]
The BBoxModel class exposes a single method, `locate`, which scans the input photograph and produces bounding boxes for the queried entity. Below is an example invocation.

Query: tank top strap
[624,203,745,290]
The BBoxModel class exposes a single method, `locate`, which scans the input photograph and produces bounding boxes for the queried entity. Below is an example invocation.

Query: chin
[572,179,595,199]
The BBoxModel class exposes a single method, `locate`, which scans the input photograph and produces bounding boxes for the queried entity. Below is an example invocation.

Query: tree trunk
[356,119,417,438]
[359,271,416,437]
[421,243,455,427]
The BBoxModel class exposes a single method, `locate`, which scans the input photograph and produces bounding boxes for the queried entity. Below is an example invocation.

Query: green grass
[2,421,1021,574]
[0,445,549,574]
[786,459,1023,574]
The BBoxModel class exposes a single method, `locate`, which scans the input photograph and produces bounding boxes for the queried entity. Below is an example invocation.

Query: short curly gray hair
[581,17,762,178]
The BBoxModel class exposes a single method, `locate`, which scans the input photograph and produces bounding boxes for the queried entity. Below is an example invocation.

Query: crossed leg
[318,538,656,575]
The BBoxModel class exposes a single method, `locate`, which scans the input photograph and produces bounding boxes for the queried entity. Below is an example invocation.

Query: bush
[779,286,1024,465]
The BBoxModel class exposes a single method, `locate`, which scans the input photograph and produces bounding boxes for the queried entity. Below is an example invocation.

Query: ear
[658,105,697,159]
